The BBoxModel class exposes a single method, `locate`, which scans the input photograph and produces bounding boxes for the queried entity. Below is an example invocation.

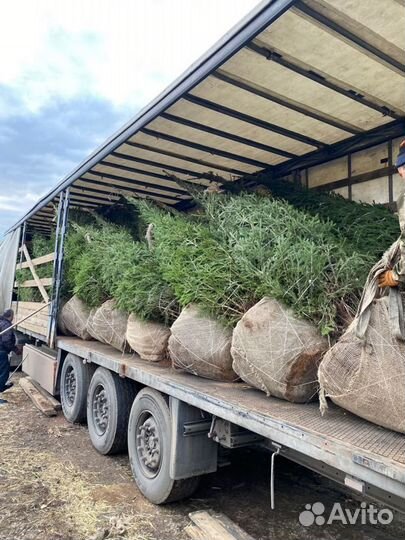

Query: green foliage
[134,200,253,325]
[104,242,178,323]
[63,220,176,323]
[69,224,131,308]
[268,178,399,260]
[68,208,98,227]
[62,226,88,298]
[61,186,383,335]
[96,198,142,238]
[199,192,370,334]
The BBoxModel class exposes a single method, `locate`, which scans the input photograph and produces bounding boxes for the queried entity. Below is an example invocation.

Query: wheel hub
[64,366,76,406]
[136,415,161,477]
[93,385,109,435]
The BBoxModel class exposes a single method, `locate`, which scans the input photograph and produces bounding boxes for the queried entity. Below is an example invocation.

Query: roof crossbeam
[138,127,271,169]
[184,93,326,148]
[295,1,405,75]
[247,42,402,120]
[82,170,188,197]
[100,159,193,187]
[213,70,362,134]
[111,150,236,181]
[160,111,297,158]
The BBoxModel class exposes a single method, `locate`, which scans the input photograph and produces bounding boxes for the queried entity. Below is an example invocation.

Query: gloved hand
[378,270,399,288]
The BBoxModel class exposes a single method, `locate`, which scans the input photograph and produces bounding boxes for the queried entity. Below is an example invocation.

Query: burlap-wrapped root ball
[231,298,328,402]
[57,300,73,336]
[87,299,129,352]
[60,295,93,340]
[169,304,237,382]
[319,296,405,434]
[126,314,170,362]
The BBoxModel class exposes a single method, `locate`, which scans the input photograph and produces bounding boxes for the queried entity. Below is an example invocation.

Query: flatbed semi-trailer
[39,336,404,511]
[2,0,404,517]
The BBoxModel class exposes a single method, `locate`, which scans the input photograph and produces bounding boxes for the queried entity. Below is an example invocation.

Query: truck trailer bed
[57,337,405,511]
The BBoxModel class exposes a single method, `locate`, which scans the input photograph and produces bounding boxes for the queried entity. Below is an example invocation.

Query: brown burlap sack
[169,304,236,381]
[231,298,328,402]
[126,313,170,361]
[319,295,405,433]
[87,299,129,352]
[60,295,93,340]
[319,238,405,433]
[57,300,73,336]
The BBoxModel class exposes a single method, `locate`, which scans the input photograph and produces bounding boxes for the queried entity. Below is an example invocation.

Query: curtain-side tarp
[0,228,20,313]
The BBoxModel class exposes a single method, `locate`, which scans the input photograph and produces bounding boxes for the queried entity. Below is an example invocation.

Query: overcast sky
[0,0,260,235]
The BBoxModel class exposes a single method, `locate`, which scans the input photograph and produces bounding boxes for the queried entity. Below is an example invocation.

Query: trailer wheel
[87,367,136,455]
[128,388,200,504]
[60,353,94,423]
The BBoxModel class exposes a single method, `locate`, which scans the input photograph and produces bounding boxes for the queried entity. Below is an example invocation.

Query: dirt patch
[0,375,187,540]
[0,373,404,540]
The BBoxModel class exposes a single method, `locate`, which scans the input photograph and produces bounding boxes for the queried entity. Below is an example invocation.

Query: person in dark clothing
[0,309,19,405]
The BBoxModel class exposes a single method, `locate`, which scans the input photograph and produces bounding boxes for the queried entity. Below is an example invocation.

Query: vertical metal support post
[347,154,352,201]
[293,169,301,188]
[270,442,281,510]
[388,140,394,207]
[47,189,70,348]
[14,222,26,316]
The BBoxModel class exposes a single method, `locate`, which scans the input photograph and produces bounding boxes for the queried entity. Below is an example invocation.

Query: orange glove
[378,270,399,288]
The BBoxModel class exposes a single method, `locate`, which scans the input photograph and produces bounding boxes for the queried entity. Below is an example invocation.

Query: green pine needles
[134,200,252,324]
[200,192,370,334]
[58,184,393,336]
[63,220,177,324]
[268,178,399,260]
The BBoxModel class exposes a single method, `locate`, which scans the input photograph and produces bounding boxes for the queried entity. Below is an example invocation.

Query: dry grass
[0,440,160,539]
[0,384,178,540]
[0,444,108,538]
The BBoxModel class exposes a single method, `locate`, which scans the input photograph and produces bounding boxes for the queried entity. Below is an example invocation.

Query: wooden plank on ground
[29,378,61,410]
[184,525,206,540]
[19,377,57,417]
[188,511,255,540]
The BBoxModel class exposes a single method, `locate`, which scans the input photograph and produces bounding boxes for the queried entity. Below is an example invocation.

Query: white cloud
[0,192,44,213]
[0,0,260,116]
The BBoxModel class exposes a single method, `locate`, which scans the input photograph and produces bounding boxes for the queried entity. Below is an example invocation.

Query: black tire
[87,367,136,455]
[128,388,200,504]
[60,353,94,423]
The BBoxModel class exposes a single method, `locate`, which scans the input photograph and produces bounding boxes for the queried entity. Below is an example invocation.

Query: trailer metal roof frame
[8,0,296,232]
[212,69,362,134]
[134,128,272,168]
[82,171,188,198]
[247,41,403,119]
[98,159,195,187]
[183,93,326,148]
[7,0,405,233]
[295,1,405,74]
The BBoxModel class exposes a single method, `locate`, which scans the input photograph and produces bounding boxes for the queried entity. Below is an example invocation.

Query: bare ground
[0,374,404,540]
